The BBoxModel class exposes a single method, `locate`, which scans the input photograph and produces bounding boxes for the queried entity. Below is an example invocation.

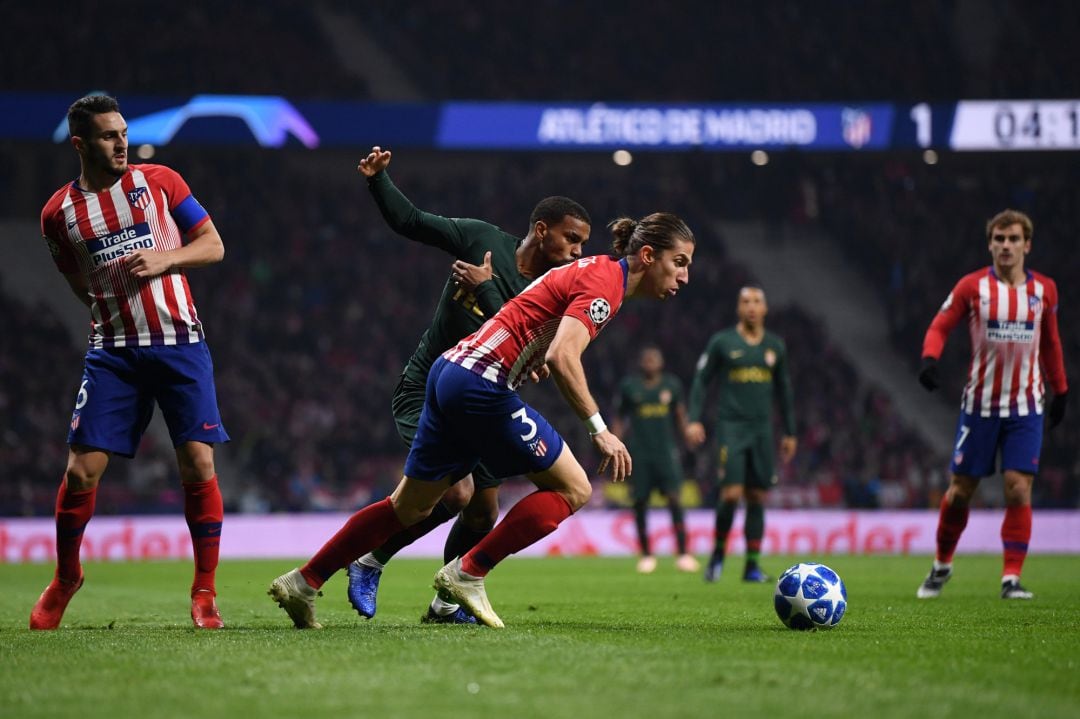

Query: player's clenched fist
[357,146,392,177]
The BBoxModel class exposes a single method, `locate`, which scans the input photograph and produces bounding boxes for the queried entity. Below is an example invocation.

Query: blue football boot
[742,564,772,583]
[421,605,479,624]
[703,554,724,583]
[346,559,382,618]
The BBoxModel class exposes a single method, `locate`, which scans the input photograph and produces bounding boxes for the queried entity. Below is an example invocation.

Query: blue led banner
[3,93,1077,152]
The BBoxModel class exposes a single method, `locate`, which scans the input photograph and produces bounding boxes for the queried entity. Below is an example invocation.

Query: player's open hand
[451,252,494,292]
[357,146,392,177]
[684,421,706,449]
[593,430,632,482]
[124,249,172,279]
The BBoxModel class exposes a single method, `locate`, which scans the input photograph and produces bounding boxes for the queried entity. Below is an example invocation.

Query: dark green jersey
[688,328,795,435]
[615,373,684,455]
[368,171,531,383]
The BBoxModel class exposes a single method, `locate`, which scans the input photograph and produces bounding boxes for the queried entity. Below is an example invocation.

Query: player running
[270,212,695,628]
[32,94,229,630]
[344,146,591,623]
[916,209,1068,600]
[686,286,796,583]
[611,346,698,574]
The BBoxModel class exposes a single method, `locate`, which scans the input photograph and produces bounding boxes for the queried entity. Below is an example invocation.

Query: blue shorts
[404,357,565,483]
[68,343,230,457]
[950,411,1043,478]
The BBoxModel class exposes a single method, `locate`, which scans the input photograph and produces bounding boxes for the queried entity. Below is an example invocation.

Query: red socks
[55,477,97,583]
[183,476,224,594]
[935,495,969,564]
[460,491,572,577]
[1001,504,1032,578]
[301,498,404,589]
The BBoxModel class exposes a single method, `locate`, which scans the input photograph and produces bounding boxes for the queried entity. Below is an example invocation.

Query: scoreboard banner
[3,93,1078,152]
[2,510,1079,562]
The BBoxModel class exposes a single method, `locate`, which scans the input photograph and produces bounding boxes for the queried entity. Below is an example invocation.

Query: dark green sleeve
[670,375,685,406]
[367,171,470,254]
[688,337,721,422]
[773,340,796,436]
[613,379,629,418]
[473,280,504,318]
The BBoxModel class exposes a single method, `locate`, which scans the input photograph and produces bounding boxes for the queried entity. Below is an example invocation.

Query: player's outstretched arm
[125,219,224,279]
[546,316,631,482]
[360,146,470,254]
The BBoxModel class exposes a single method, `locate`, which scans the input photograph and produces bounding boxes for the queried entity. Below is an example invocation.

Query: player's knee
[441,480,474,515]
[390,497,435,527]
[947,475,978,504]
[176,442,216,483]
[63,466,102,491]
[562,474,592,512]
[1003,472,1033,505]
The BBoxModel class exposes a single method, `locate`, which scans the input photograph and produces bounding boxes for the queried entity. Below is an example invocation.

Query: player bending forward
[270,213,696,628]
[916,209,1067,600]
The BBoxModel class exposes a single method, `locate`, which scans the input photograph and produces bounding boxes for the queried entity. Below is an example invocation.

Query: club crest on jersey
[588,298,611,325]
[127,187,151,210]
[530,438,548,458]
[1028,295,1042,314]
[764,349,777,367]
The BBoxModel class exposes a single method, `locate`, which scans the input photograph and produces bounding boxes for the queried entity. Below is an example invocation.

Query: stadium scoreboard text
[6,93,1078,152]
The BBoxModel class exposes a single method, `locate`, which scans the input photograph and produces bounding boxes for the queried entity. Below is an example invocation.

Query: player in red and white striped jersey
[917,209,1068,601]
[31,95,229,630]
[270,213,695,629]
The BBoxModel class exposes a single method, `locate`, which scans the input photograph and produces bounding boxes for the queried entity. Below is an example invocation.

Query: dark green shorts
[715,421,776,490]
[392,373,502,490]
[628,447,682,502]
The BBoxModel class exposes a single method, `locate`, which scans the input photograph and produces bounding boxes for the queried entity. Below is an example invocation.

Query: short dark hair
[985,208,1033,242]
[529,196,591,230]
[67,94,121,139]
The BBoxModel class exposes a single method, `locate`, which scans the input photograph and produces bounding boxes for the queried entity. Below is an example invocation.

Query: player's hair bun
[608,217,638,255]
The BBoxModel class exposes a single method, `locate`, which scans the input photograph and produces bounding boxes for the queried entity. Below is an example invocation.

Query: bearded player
[32,94,229,630]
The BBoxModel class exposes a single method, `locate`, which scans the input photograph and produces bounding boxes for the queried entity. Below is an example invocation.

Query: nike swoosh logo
[202,422,220,430]
[67,220,78,229]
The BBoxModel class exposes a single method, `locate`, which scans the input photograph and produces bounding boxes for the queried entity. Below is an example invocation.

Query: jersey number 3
[512,407,537,442]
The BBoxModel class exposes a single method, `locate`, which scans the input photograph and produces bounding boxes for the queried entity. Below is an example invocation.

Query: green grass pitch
[2,555,1078,719]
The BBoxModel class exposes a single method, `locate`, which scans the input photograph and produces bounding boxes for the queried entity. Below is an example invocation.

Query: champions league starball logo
[588,298,611,325]
[54,95,319,149]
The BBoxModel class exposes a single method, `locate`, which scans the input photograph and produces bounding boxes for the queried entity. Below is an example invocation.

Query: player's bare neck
[517,235,541,279]
[994,263,1027,288]
[737,323,764,344]
[78,168,119,194]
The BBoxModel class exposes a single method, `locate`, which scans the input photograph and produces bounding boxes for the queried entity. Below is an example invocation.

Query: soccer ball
[774,562,847,630]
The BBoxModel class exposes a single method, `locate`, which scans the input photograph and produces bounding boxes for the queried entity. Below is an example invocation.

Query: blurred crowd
[8,1,1077,102]
[1,0,1076,515]
[3,146,969,516]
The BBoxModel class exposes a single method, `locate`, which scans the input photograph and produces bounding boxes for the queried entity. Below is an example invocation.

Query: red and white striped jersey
[445,255,629,389]
[40,164,211,348]
[923,267,1068,417]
